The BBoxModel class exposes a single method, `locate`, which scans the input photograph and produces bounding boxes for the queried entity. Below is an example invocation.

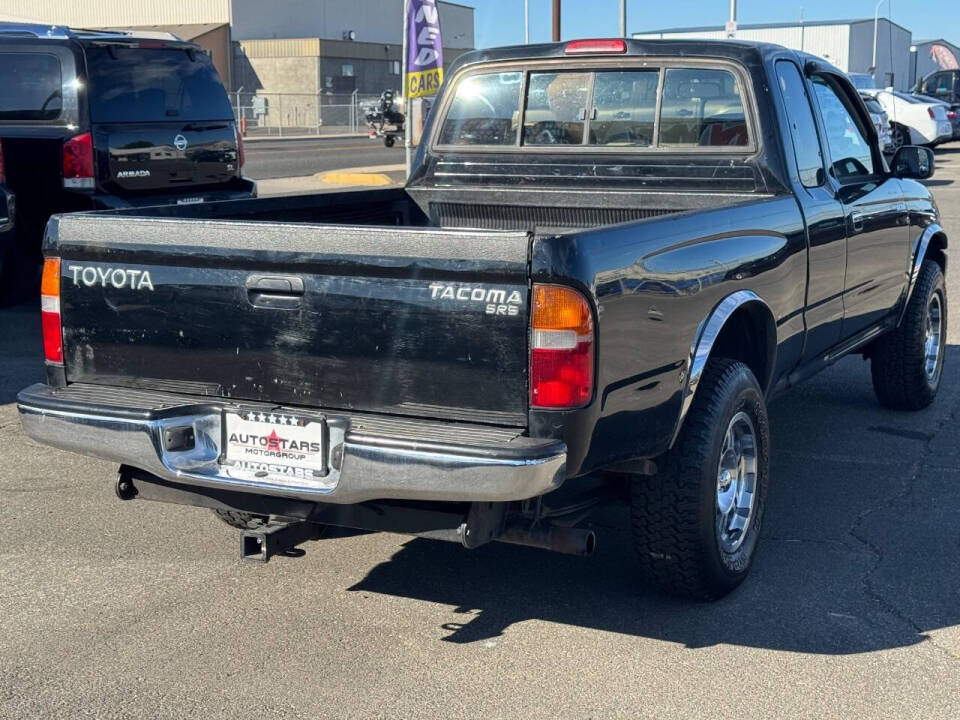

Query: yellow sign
[406,68,444,99]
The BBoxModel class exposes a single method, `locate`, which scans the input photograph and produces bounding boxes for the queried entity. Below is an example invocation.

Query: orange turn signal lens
[531,284,593,336]
[41,257,61,297]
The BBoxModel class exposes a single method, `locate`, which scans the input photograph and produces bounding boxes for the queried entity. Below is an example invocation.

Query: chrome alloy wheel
[924,292,943,386]
[716,411,758,554]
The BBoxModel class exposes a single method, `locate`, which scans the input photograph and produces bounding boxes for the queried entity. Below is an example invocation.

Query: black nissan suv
[0,23,255,303]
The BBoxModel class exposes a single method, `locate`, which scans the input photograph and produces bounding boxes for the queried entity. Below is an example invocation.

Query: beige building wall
[0,0,229,26]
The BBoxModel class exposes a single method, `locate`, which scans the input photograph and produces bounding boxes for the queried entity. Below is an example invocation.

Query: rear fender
[669,290,776,448]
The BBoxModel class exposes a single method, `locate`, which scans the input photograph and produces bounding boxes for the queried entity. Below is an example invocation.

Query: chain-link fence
[232,91,385,137]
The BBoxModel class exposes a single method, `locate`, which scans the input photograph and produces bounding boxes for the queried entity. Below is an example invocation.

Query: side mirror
[891,145,935,180]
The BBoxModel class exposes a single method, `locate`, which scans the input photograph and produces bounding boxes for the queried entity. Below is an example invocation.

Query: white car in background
[872,89,953,150]
[859,92,894,154]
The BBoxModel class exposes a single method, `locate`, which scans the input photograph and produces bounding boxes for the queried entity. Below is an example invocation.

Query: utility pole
[552,0,560,42]
[620,0,627,37]
[525,0,530,43]
[872,0,887,81]
[402,0,411,175]
[726,0,737,38]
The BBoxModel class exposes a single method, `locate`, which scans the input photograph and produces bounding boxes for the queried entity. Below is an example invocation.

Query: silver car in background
[859,92,894,154]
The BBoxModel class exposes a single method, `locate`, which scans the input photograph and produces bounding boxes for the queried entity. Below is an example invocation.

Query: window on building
[341,64,354,77]
[391,60,401,75]
[0,53,63,121]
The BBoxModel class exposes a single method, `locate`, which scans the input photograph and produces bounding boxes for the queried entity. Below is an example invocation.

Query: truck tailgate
[49,214,531,426]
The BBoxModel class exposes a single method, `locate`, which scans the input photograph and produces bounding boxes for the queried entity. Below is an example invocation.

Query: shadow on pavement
[0,301,42,405]
[350,347,960,655]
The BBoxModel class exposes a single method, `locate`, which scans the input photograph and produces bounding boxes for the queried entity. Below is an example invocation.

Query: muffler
[496,520,596,557]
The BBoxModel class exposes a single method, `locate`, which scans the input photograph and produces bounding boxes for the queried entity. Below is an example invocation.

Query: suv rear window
[86,45,233,123]
[437,64,750,150]
[0,53,62,121]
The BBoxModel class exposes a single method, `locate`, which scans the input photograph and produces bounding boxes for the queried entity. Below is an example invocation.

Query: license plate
[221,409,328,487]
[176,196,205,205]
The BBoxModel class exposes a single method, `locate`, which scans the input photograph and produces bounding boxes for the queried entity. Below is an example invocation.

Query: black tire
[631,358,770,600]
[870,259,946,410]
[212,509,269,530]
[384,135,395,147]
[890,124,910,152]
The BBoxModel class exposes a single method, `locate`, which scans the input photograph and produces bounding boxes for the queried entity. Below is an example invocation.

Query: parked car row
[0,22,255,306]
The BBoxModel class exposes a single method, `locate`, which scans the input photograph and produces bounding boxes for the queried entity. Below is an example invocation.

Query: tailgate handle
[246,275,305,309]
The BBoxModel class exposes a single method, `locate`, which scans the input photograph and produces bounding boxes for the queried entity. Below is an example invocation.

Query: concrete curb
[256,163,406,196]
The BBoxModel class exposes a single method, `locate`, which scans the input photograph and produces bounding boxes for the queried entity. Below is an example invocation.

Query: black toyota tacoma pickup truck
[18,39,947,599]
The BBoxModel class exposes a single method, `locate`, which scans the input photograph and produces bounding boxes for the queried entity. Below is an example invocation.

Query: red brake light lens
[949,111,957,120]
[63,132,94,189]
[530,284,594,409]
[928,107,937,119]
[41,258,63,365]
[565,39,627,55]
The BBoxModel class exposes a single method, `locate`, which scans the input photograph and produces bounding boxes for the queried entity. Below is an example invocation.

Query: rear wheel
[870,259,946,410]
[384,135,395,148]
[630,358,770,599]
[890,124,910,152]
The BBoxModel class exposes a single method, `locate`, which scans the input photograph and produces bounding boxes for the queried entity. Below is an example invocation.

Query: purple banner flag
[406,0,444,98]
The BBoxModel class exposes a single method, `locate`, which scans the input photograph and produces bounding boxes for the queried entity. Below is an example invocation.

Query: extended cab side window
[774,61,825,187]
[811,75,876,181]
[0,53,63,121]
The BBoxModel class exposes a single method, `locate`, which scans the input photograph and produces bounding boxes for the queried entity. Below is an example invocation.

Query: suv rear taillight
[928,107,938,120]
[530,284,594,409]
[41,258,63,365]
[63,132,94,189]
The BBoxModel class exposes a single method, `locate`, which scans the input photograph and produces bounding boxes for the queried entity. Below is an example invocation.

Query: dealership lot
[2,149,960,718]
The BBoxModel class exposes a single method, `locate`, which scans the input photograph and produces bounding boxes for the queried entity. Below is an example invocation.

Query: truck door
[773,60,847,363]
[809,72,909,338]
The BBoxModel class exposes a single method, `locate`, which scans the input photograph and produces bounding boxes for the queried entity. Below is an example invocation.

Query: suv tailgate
[49,214,531,425]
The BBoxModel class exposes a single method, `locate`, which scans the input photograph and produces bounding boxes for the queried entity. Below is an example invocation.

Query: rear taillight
[237,129,245,170]
[928,107,937,120]
[63,132,94,189]
[949,111,957,120]
[530,284,594,409]
[41,258,63,365]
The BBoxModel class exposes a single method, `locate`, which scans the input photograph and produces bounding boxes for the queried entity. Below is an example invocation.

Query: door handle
[245,274,305,309]
[851,212,864,232]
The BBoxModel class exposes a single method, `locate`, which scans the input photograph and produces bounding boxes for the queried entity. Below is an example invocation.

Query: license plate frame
[220,408,329,485]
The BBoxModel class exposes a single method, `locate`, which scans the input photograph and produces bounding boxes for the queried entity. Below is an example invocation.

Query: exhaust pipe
[496,521,596,557]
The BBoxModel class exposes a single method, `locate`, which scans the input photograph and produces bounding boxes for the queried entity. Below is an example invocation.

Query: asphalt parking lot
[2,149,960,718]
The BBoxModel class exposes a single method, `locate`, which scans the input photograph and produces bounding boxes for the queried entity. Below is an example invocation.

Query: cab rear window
[437,64,751,151]
[0,53,63,121]
[86,45,234,123]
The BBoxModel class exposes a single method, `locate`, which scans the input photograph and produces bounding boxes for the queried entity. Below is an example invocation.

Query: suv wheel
[870,259,946,410]
[630,358,770,599]
[890,124,909,151]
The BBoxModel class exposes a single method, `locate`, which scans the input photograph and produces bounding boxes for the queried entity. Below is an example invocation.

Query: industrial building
[635,18,912,90]
[0,0,475,93]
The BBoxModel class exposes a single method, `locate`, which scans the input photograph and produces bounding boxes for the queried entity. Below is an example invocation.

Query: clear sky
[453,0,958,48]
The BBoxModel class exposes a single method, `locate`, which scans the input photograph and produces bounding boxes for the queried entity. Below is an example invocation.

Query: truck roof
[448,37,843,79]
[0,21,181,43]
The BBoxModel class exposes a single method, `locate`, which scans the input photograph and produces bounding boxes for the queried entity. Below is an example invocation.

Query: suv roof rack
[0,21,182,43]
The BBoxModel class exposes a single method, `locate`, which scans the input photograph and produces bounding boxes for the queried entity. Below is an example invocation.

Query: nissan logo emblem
[174,134,188,151]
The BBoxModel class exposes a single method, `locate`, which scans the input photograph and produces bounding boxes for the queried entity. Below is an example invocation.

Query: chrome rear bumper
[17,383,565,504]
